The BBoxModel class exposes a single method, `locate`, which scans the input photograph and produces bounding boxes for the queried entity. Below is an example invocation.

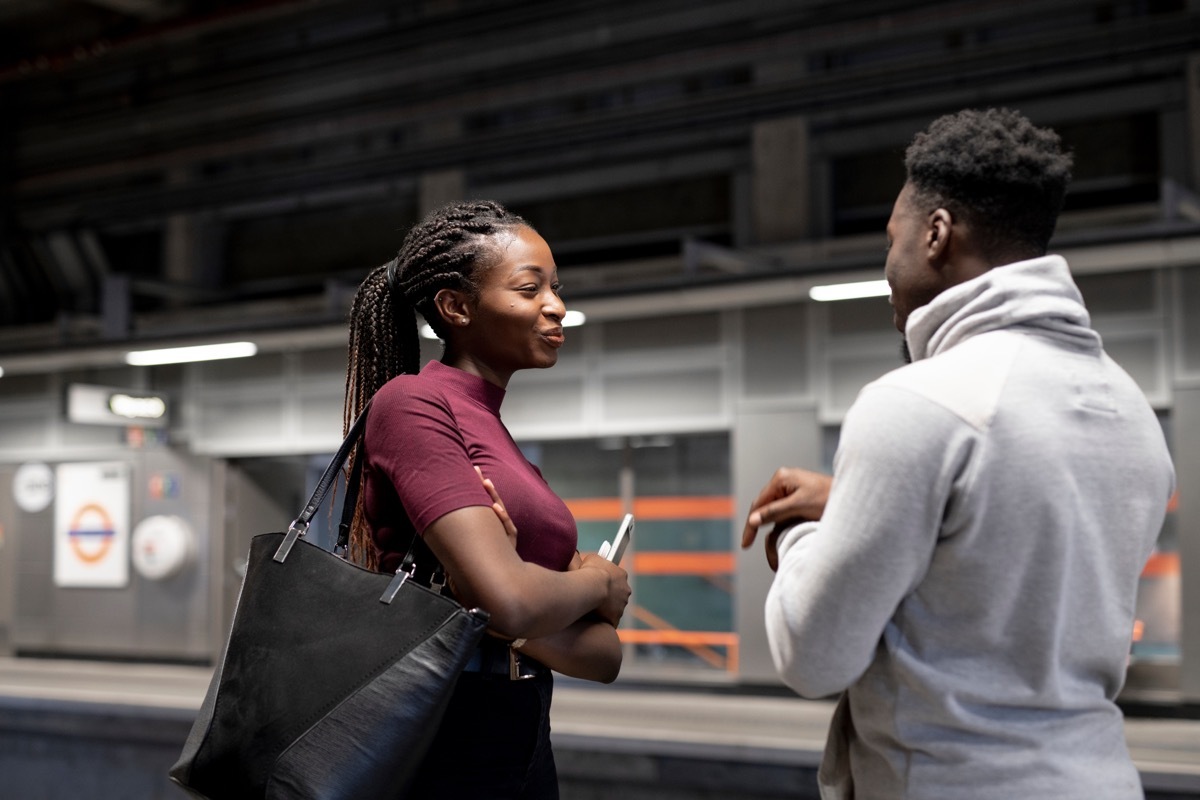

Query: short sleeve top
[363,360,578,574]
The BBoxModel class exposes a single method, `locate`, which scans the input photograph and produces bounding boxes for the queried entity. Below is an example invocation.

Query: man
[742,108,1175,799]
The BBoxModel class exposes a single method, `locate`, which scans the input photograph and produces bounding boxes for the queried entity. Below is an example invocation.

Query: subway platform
[0,657,1197,799]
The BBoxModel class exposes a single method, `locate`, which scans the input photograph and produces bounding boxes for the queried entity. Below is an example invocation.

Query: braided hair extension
[342,200,530,568]
[904,108,1073,261]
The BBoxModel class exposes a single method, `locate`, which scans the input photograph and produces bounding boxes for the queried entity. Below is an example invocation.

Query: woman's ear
[433,288,472,328]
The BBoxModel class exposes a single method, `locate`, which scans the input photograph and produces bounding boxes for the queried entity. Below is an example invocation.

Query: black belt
[462,636,547,680]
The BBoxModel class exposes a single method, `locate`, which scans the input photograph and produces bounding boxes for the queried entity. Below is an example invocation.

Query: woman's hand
[473,468,627,681]
[475,466,517,550]
[464,466,519,619]
[475,468,630,628]
[578,553,631,627]
[520,549,626,683]
[426,475,631,639]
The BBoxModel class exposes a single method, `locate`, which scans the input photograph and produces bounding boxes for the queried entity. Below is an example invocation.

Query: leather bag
[169,402,489,799]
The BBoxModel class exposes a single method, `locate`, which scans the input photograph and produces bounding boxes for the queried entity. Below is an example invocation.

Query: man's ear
[432,288,472,328]
[927,207,953,265]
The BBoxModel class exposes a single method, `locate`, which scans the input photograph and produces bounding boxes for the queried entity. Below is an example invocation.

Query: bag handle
[269,394,448,607]
[273,400,372,563]
[334,437,365,556]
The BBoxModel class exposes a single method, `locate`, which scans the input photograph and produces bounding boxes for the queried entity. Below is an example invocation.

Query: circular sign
[131,515,195,580]
[13,462,54,514]
[68,503,116,564]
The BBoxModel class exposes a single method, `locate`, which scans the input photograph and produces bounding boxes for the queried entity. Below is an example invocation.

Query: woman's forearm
[519,617,623,683]
[424,506,627,639]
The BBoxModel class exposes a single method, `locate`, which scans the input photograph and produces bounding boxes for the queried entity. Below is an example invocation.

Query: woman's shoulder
[367,370,462,445]
[371,370,453,417]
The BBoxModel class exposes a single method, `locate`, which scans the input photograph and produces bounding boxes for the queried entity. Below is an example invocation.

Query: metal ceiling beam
[2,232,1198,376]
[79,0,177,21]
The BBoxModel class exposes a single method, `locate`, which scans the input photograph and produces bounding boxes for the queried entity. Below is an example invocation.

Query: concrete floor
[0,657,1197,799]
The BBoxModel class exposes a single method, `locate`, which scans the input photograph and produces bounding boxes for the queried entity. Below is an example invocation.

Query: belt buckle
[508,644,535,681]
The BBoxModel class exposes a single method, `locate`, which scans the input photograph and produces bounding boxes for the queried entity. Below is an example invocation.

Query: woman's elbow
[592,652,623,684]
[477,593,538,639]
[562,649,622,683]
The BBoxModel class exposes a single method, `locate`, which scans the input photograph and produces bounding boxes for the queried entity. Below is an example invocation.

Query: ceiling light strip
[807,280,891,302]
[125,341,258,366]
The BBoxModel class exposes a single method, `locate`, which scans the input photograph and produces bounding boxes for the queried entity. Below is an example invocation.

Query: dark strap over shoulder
[335,433,366,555]
[273,400,372,562]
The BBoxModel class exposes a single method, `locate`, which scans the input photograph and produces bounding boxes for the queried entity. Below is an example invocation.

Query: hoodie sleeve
[765,383,976,698]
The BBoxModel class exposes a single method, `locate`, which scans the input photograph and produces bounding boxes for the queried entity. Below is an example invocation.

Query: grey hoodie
[767,255,1175,799]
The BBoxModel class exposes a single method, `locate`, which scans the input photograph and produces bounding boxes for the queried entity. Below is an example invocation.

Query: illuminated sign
[108,392,166,420]
[66,383,168,428]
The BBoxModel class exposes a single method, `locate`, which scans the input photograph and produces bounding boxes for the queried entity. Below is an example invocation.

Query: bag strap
[334,438,365,556]
[269,393,450,608]
[273,400,372,563]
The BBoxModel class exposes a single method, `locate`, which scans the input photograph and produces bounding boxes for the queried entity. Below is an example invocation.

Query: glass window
[527,432,736,675]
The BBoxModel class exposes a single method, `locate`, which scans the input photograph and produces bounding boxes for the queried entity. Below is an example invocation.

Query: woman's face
[459,226,565,383]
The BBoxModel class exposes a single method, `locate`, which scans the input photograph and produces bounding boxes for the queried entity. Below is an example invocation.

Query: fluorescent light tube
[125,341,258,366]
[808,279,891,302]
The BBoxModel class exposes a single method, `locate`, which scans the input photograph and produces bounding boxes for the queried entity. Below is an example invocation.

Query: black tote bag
[170,402,489,799]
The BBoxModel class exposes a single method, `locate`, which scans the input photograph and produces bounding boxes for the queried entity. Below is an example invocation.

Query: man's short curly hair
[904,108,1073,260]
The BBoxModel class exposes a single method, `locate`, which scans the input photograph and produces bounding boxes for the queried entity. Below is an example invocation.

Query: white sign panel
[13,462,54,513]
[54,462,130,588]
[66,383,168,428]
[131,515,195,581]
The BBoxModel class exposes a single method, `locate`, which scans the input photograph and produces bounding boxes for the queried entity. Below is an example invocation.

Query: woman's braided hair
[342,199,529,568]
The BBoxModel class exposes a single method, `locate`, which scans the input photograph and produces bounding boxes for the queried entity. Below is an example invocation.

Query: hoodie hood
[905,255,1100,362]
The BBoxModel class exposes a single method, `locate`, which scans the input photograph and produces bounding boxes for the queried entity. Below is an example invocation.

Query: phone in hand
[598,513,634,564]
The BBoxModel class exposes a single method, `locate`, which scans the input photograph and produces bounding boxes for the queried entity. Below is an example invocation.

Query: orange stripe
[563,495,734,521]
[629,605,729,670]
[1141,551,1180,579]
[631,551,734,575]
[634,496,734,519]
[1167,490,1179,513]
[617,629,739,647]
[563,498,623,520]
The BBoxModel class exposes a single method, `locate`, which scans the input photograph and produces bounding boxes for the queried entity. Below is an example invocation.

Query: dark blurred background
[2,0,1197,347]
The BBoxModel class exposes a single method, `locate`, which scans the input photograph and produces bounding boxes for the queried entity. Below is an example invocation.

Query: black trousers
[406,668,559,799]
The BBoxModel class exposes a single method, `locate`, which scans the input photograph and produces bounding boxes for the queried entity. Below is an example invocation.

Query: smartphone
[598,513,634,564]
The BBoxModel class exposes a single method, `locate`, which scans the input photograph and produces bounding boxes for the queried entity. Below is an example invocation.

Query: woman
[343,200,631,798]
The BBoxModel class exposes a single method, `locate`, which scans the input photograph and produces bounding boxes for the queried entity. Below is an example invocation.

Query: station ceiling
[1,0,1198,353]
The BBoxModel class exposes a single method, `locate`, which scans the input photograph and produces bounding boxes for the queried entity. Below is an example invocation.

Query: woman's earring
[459,317,468,325]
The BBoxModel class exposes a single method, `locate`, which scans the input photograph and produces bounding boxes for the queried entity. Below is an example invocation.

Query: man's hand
[741,467,832,569]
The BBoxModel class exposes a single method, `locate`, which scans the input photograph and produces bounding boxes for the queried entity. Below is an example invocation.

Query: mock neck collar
[422,360,506,414]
